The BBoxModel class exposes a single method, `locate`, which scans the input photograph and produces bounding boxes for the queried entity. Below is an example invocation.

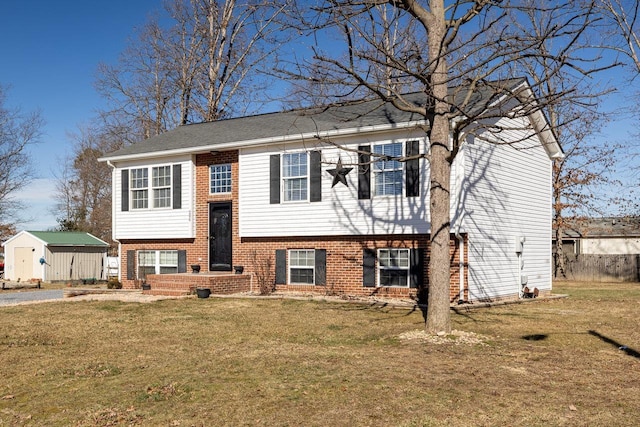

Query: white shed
[2,231,109,282]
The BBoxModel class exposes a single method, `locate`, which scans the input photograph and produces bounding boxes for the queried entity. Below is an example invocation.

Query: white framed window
[152,166,172,208]
[282,152,308,202]
[138,250,178,278]
[130,166,174,209]
[210,164,232,194]
[373,143,403,196]
[131,168,149,209]
[378,248,410,287]
[289,249,315,284]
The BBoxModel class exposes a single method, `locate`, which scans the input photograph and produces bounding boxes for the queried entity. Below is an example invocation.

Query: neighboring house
[100,79,563,302]
[2,231,109,282]
[558,217,640,255]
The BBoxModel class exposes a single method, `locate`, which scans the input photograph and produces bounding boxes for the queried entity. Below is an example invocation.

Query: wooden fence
[558,254,640,282]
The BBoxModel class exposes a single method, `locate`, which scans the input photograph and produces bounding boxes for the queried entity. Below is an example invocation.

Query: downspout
[106,160,121,282]
[515,236,526,298]
[455,225,465,304]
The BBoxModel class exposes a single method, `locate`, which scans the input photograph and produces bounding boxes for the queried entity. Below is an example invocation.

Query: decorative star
[327,157,353,188]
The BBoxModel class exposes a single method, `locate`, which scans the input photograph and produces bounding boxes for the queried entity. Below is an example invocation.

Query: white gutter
[98,120,428,163]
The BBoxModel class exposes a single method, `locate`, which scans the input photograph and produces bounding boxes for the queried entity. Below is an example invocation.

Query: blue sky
[0,1,637,233]
[0,1,162,230]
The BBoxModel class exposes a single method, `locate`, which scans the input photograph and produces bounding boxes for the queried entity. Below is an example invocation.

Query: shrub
[107,278,122,289]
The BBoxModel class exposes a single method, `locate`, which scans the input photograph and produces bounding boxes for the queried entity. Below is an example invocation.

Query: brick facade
[119,151,469,301]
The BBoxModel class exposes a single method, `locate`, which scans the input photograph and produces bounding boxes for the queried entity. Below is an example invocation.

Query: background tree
[54,124,121,248]
[96,0,291,139]
[0,84,44,240]
[598,0,640,213]
[499,1,621,277]
[58,0,291,246]
[284,0,605,333]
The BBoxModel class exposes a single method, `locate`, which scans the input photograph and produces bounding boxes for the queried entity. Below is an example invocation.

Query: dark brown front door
[209,202,232,271]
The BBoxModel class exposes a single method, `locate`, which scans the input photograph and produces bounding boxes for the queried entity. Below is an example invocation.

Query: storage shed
[2,231,109,282]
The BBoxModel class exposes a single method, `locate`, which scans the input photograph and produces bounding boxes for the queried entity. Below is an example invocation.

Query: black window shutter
[177,250,187,273]
[315,249,326,286]
[406,140,420,197]
[270,155,281,204]
[173,164,182,209]
[126,250,135,280]
[310,151,322,202]
[275,249,286,284]
[358,145,371,200]
[121,169,129,212]
[410,248,424,289]
[363,249,376,287]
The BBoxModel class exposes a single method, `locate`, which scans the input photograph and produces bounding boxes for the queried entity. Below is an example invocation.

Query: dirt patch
[399,329,491,345]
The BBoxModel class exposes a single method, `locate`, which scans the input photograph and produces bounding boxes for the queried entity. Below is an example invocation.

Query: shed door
[14,247,34,281]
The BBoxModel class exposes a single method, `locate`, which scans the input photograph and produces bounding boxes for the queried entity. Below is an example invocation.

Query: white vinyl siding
[239,131,429,237]
[113,156,194,240]
[459,115,553,301]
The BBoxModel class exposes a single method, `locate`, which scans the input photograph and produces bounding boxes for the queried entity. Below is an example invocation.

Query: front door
[209,202,232,271]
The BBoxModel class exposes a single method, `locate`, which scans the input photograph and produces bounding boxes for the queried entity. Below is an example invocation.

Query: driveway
[0,290,64,306]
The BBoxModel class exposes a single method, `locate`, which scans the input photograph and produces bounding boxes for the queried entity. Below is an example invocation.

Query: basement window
[378,248,410,287]
[288,249,315,284]
[138,250,178,279]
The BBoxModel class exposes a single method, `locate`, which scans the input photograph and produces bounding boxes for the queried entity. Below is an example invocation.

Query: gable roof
[3,231,109,248]
[101,78,562,162]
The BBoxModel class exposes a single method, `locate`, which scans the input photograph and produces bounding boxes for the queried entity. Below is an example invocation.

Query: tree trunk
[425,0,452,335]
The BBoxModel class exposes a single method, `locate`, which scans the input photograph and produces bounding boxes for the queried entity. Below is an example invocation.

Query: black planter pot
[142,283,151,291]
[191,264,201,274]
[196,288,211,299]
[234,265,244,274]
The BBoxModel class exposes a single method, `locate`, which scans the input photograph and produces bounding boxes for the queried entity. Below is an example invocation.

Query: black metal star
[327,158,353,188]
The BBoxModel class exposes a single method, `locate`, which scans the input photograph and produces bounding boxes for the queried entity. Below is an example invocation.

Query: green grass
[0,281,639,426]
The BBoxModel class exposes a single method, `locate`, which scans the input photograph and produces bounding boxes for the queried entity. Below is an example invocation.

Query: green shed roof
[27,231,109,247]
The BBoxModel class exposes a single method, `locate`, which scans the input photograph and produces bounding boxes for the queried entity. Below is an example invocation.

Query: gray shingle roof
[561,217,640,238]
[101,78,527,160]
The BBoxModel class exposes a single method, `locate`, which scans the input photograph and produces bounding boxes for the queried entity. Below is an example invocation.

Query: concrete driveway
[0,290,64,307]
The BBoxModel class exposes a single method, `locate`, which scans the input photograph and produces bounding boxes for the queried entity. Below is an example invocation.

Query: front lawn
[0,281,638,426]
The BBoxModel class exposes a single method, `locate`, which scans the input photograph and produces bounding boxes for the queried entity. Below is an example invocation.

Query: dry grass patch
[0,281,639,426]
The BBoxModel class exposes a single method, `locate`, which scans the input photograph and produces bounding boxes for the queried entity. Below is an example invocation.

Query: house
[554,217,640,282]
[2,231,109,282]
[557,217,640,255]
[99,79,563,302]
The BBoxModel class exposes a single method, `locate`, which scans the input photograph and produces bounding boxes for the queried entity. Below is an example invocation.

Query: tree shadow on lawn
[589,330,640,359]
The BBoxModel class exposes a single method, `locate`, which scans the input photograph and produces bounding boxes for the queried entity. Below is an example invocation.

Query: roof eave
[98,119,428,163]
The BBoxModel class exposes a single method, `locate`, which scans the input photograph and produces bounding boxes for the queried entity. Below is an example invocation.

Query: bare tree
[600,0,640,73]
[96,17,178,139]
[54,124,121,247]
[498,1,622,277]
[96,0,292,135]
[598,0,640,207]
[283,1,607,333]
[0,84,44,240]
[69,0,292,246]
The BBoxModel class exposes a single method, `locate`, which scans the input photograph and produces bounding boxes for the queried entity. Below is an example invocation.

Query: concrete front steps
[143,272,252,296]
